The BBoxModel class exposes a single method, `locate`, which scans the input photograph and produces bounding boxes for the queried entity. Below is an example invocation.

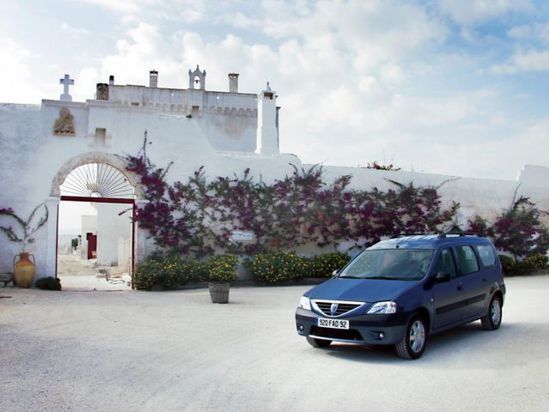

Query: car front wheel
[481,295,502,330]
[395,315,427,359]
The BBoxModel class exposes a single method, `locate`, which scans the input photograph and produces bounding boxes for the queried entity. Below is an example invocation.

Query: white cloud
[438,0,533,25]
[61,22,90,37]
[0,38,44,103]
[99,22,183,86]
[508,22,549,43]
[71,0,159,14]
[429,118,549,179]
[258,0,448,72]
[492,49,549,74]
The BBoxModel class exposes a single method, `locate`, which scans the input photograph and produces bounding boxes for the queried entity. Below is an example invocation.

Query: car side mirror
[435,271,450,283]
[332,269,339,277]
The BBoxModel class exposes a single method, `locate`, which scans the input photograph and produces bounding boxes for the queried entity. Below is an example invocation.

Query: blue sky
[1,0,549,180]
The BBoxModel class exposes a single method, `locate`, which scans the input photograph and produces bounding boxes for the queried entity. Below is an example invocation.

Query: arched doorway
[51,152,143,290]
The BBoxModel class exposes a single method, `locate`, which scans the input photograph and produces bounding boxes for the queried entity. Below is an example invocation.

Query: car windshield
[339,249,434,281]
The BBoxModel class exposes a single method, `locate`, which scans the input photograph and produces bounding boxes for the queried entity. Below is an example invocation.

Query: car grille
[312,300,363,317]
[310,326,363,342]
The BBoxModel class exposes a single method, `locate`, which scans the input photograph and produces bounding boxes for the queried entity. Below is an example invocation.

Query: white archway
[50,152,144,199]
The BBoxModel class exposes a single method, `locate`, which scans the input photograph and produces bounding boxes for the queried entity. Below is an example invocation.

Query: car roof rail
[437,230,484,238]
[389,233,436,239]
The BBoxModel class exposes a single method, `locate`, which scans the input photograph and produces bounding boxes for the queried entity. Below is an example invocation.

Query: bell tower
[188,65,206,90]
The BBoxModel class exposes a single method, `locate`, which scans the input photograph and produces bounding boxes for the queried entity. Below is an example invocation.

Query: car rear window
[476,244,496,267]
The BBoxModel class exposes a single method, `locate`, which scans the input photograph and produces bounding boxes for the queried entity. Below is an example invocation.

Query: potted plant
[207,254,239,303]
[0,203,49,288]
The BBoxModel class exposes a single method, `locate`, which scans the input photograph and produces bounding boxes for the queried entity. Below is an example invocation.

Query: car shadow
[323,321,549,367]
[324,342,407,364]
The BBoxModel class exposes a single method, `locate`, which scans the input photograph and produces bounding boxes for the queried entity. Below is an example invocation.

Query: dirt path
[57,254,131,291]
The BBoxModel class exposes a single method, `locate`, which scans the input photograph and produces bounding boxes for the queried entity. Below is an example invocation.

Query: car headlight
[367,301,397,314]
[298,296,311,311]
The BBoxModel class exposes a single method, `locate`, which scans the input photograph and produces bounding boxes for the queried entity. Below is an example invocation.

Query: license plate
[317,318,349,330]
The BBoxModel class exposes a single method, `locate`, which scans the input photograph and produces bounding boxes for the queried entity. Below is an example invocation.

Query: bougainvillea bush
[468,196,549,275]
[492,197,549,261]
[468,197,549,260]
[126,143,459,257]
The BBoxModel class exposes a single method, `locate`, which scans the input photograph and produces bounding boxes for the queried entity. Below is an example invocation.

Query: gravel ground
[1,275,549,412]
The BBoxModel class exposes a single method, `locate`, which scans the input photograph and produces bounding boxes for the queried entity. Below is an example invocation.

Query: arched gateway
[48,152,145,287]
[50,152,143,198]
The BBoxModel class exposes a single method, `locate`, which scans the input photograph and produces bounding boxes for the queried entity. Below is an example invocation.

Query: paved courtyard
[1,275,549,412]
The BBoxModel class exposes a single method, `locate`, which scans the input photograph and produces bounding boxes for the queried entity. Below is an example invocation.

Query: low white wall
[117,237,131,273]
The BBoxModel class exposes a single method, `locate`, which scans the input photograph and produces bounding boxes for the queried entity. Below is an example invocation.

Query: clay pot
[14,252,35,288]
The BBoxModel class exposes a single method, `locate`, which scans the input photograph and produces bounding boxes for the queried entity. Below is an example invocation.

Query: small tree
[466,215,495,237]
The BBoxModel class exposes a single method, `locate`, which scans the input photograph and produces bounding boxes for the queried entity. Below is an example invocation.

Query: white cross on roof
[59,74,74,102]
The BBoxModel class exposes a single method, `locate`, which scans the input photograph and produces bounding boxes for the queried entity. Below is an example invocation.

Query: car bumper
[295,308,408,346]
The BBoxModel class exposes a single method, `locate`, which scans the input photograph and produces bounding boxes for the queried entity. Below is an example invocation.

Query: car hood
[306,277,416,302]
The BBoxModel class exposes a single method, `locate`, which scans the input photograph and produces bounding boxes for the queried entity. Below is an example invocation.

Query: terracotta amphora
[14,252,35,288]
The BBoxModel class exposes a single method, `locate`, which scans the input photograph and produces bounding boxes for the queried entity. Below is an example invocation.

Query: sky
[1,0,549,180]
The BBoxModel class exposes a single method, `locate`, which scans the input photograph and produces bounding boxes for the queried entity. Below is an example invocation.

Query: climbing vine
[125,143,459,257]
[0,203,49,251]
[468,196,549,261]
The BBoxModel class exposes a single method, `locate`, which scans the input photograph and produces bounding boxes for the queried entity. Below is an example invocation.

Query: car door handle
[457,284,463,291]
[482,278,487,282]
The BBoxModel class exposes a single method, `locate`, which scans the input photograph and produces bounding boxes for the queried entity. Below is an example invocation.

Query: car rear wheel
[481,295,502,330]
[395,315,427,359]
[306,337,332,348]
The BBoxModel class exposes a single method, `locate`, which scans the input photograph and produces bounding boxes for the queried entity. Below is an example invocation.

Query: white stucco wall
[108,85,259,152]
[1,75,548,280]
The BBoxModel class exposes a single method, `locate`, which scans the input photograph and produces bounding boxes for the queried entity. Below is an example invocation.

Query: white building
[0,66,548,281]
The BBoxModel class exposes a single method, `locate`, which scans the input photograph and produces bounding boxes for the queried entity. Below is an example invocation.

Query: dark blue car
[295,234,506,359]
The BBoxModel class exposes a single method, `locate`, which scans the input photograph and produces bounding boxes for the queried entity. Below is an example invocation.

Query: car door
[431,247,467,330]
[467,244,498,318]
[454,244,486,320]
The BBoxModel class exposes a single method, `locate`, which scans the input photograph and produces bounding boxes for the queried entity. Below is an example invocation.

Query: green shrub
[134,259,163,290]
[245,251,307,283]
[498,255,515,276]
[523,253,548,271]
[187,260,209,282]
[513,253,548,276]
[134,255,209,290]
[498,253,548,276]
[207,254,239,283]
[306,252,351,278]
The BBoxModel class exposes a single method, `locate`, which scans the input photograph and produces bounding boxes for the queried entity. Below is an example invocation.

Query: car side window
[456,245,479,275]
[476,244,496,267]
[434,248,457,279]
